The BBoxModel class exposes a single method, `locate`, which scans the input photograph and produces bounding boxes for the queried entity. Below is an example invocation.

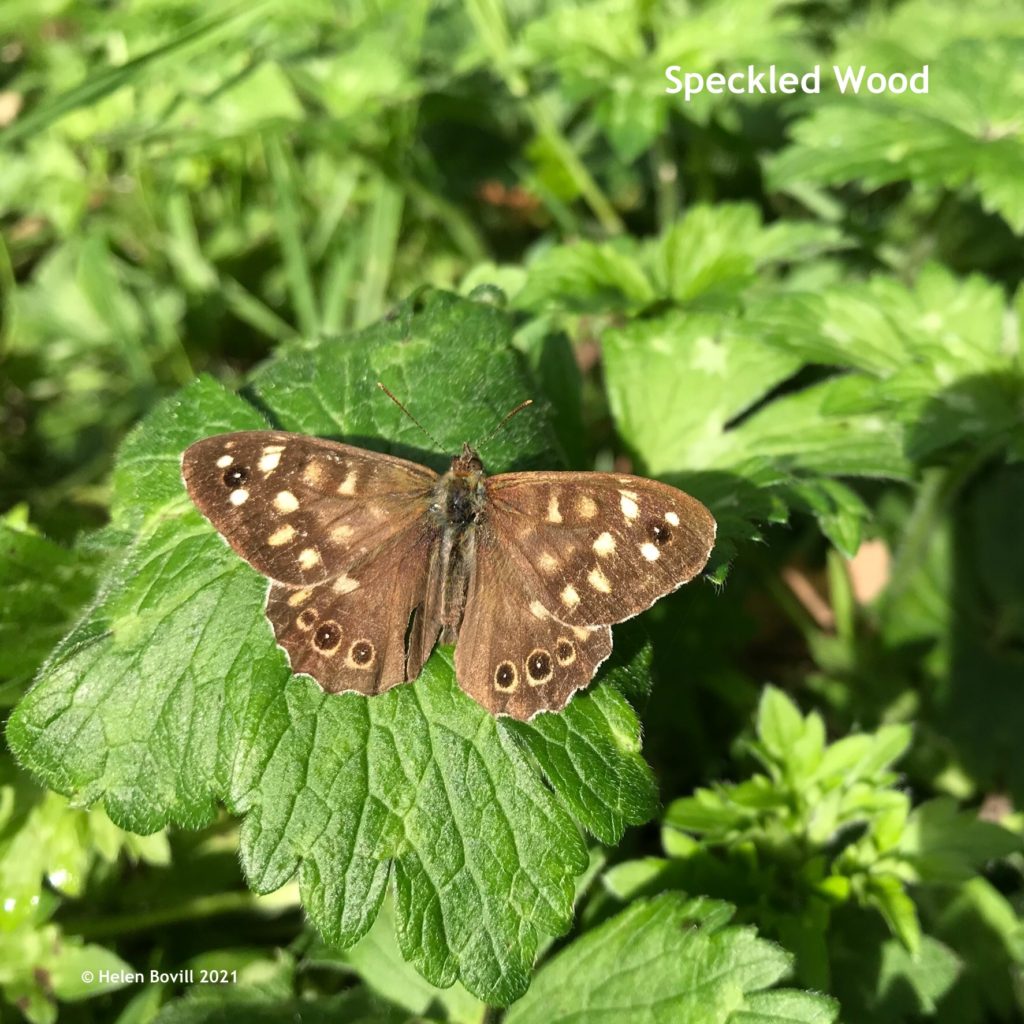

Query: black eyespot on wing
[527,650,551,680]
[351,640,373,665]
[314,621,342,652]
[224,466,249,487]
[647,520,671,545]
[494,661,518,691]
[555,639,576,665]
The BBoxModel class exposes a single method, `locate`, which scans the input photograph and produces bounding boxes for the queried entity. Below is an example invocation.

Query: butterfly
[181,404,716,720]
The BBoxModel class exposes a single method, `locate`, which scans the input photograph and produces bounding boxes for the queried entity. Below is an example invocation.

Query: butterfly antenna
[376,382,444,449]
[473,398,534,449]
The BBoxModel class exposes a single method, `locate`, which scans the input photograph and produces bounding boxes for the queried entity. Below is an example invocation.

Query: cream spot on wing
[560,584,580,609]
[268,524,295,546]
[593,531,616,557]
[529,600,547,620]
[216,454,233,468]
[287,587,313,607]
[578,496,598,519]
[572,625,590,641]
[331,523,354,542]
[547,493,562,523]
[298,547,321,570]
[332,574,359,594]
[263,444,285,454]
[224,440,236,449]
[275,490,299,513]
[302,461,324,487]
[538,551,558,572]
[640,542,660,561]
[588,565,611,593]
[619,492,639,520]
[229,489,249,506]
[258,451,281,473]
[665,511,680,527]
[337,471,357,496]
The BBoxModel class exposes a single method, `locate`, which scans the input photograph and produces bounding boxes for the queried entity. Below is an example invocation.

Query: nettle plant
[3,257,1022,1021]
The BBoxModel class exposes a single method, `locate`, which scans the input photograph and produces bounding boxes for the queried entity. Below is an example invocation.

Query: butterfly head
[450,443,485,478]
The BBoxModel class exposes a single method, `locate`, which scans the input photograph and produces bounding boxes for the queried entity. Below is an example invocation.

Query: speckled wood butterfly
[181,398,715,720]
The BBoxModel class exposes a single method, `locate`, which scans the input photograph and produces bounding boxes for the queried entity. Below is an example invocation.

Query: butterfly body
[182,430,716,719]
[426,445,487,644]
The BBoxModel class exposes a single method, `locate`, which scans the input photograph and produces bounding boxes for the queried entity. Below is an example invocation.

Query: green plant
[2,1,1023,1021]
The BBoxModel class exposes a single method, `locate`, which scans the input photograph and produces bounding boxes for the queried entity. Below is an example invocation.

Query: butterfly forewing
[484,472,716,627]
[182,431,437,586]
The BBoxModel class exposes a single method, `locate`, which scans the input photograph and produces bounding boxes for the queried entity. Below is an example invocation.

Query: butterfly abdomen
[428,457,488,643]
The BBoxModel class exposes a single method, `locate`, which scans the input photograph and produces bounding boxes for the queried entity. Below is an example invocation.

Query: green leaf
[600,309,907,565]
[730,989,841,1024]
[515,238,656,314]
[602,312,803,477]
[830,912,962,1024]
[8,290,659,1005]
[925,877,1024,1022]
[784,479,869,558]
[896,797,1022,884]
[516,204,843,316]
[504,893,838,1024]
[768,39,1024,233]
[307,895,485,1024]
[864,874,922,953]
[0,5,258,146]
[0,767,168,928]
[0,514,104,690]
[872,934,961,1014]
[756,687,811,769]
[0,924,134,1024]
[812,725,912,787]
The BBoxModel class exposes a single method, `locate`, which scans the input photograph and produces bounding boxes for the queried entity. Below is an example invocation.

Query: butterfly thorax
[438,443,487,527]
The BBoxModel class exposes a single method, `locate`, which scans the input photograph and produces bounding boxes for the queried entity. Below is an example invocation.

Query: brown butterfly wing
[266,523,437,696]
[482,472,715,627]
[181,431,437,587]
[183,430,441,697]
[455,531,613,718]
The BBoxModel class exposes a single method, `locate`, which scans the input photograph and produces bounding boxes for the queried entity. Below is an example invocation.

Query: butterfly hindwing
[455,528,613,718]
[182,431,437,586]
[484,472,716,627]
[266,525,437,696]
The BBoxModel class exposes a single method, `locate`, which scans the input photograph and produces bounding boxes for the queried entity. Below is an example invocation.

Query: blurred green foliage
[1,0,1023,1021]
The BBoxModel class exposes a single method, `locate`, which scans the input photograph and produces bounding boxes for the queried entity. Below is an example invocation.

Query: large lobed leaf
[505,893,838,1024]
[7,289,661,1005]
